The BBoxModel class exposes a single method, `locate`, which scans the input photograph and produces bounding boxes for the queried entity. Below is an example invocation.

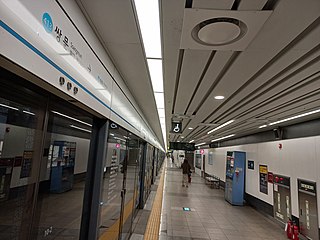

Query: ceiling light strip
[134,0,162,58]
[52,111,92,127]
[211,134,235,142]
[269,109,320,126]
[134,0,166,148]
[195,142,206,147]
[23,110,35,116]
[207,120,234,134]
[0,103,19,111]
[70,125,91,133]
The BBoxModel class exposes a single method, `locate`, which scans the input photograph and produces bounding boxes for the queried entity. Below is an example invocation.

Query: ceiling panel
[192,0,235,9]
[161,0,185,137]
[238,0,268,10]
[186,51,234,116]
[77,0,140,44]
[207,42,320,123]
[174,49,211,114]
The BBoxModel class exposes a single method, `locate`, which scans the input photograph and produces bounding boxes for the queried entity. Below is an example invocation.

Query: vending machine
[49,141,76,193]
[225,151,246,206]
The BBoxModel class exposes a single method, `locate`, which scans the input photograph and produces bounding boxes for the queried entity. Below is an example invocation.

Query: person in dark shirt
[181,159,191,187]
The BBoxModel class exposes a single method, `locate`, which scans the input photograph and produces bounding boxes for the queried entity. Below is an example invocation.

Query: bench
[204,173,220,189]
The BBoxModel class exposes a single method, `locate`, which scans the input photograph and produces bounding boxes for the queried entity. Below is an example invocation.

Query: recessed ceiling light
[188,127,193,130]
[181,136,185,138]
[214,96,225,100]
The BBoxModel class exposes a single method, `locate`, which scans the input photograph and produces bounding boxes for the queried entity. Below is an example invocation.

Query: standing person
[181,159,191,187]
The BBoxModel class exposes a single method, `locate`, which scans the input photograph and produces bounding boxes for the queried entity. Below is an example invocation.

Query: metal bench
[205,174,220,189]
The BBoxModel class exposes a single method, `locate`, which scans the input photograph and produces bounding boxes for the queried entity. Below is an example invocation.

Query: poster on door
[259,165,268,194]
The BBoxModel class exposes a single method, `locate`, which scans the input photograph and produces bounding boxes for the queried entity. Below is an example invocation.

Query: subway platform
[131,158,288,240]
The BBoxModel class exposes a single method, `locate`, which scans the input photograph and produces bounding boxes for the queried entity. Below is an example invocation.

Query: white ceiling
[76,0,320,148]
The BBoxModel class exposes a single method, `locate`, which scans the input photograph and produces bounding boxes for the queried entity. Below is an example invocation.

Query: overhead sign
[171,122,182,133]
[169,142,195,151]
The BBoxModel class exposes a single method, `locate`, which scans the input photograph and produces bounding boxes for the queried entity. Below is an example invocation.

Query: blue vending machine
[225,151,246,205]
[49,141,76,193]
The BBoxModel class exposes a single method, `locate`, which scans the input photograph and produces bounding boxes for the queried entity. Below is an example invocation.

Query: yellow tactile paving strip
[144,162,166,240]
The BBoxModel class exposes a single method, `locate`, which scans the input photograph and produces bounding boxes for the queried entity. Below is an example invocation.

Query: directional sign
[171,122,182,133]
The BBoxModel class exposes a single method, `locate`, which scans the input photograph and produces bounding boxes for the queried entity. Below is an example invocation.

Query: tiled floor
[159,159,288,240]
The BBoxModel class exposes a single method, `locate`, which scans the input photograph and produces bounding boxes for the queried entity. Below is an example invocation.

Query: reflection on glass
[100,126,141,240]
[32,107,92,239]
[100,126,127,240]
[0,73,46,239]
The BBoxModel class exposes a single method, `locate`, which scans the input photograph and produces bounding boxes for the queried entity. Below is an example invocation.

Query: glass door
[99,125,128,240]
[31,99,93,239]
[0,67,47,239]
[120,134,141,239]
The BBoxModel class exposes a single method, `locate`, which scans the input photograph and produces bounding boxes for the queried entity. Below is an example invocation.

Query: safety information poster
[259,165,268,194]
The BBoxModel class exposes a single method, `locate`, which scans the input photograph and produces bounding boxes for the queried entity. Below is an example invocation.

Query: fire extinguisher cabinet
[225,151,246,206]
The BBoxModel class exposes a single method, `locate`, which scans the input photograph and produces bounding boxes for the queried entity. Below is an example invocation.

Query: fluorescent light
[147,59,163,92]
[269,109,320,126]
[189,140,194,143]
[52,111,92,127]
[158,108,165,118]
[0,103,19,111]
[195,142,206,147]
[214,96,225,100]
[154,92,165,109]
[259,125,267,128]
[177,140,180,142]
[110,133,115,136]
[188,127,193,130]
[211,134,235,142]
[70,125,91,133]
[207,120,235,134]
[23,110,35,116]
[134,0,162,58]
[160,118,166,124]
[181,136,184,138]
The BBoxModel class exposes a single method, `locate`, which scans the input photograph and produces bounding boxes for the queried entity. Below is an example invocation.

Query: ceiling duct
[180,9,272,51]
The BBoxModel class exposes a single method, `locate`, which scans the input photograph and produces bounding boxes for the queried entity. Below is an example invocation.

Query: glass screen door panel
[32,100,93,239]
[0,68,46,239]
[99,126,128,240]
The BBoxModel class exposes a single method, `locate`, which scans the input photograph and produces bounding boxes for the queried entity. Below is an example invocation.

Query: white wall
[200,136,320,227]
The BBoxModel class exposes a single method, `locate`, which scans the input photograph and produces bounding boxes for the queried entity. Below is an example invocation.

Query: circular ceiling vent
[192,17,247,46]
